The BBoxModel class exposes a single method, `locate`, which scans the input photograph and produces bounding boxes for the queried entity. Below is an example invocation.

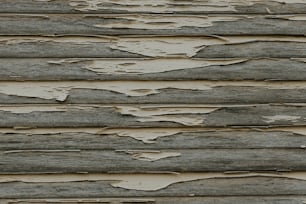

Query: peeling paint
[83,58,247,75]
[100,128,184,143]
[262,115,301,123]
[2,81,306,102]
[94,15,250,29]
[0,81,213,101]
[2,172,306,191]
[68,0,306,13]
[3,36,306,57]
[272,15,306,20]
[114,106,218,126]
[117,150,181,161]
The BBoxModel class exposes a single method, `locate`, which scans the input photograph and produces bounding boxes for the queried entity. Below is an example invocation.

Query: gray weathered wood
[1,81,306,104]
[1,0,306,14]
[2,14,306,36]
[1,129,305,150]
[1,36,306,58]
[2,149,306,173]
[0,105,305,128]
[1,177,306,197]
[195,41,306,58]
[1,58,306,81]
[1,196,306,204]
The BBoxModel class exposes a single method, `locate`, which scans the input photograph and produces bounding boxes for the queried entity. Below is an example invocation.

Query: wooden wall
[1,0,306,203]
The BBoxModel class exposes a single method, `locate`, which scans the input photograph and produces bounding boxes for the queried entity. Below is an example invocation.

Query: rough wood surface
[1,81,306,104]
[1,128,306,150]
[1,58,306,81]
[0,104,305,128]
[2,14,306,36]
[2,176,306,197]
[2,36,306,58]
[1,0,306,14]
[2,197,306,204]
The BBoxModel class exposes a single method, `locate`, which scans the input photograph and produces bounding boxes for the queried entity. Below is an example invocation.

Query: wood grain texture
[2,197,306,204]
[1,58,306,81]
[1,128,306,150]
[2,81,306,104]
[1,176,306,197]
[2,14,306,36]
[1,0,306,14]
[3,148,306,173]
[0,104,305,128]
[2,36,306,58]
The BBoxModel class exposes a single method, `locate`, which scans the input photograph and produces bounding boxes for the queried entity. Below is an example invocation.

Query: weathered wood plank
[1,0,306,14]
[1,127,306,149]
[1,196,306,204]
[2,36,306,58]
[2,14,306,36]
[2,149,306,173]
[1,58,306,81]
[0,104,306,128]
[1,175,306,197]
[2,81,306,104]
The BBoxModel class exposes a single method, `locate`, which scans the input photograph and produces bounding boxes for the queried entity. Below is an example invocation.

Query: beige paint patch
[2,81,306,102]
[267,127,306,136]
[118,150,181,161]
[3,36,306,57]
[272,15,306,20]
[0,81,214,101]
[83,58,247,75]
[109,36,306,57]
[100,128,183,143]
[94,15,249,29]
[115,105,218,126]
[262,115,301,123]
[2,172,306,191]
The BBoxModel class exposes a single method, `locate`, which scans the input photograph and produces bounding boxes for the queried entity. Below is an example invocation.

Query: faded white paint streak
[83,58,247,75]
[115,106,218,126]
[3,36,306,57]
[3,81,306,101]
[2,172,306,191]
[0,81,213,101]
[263,115,302,123]
[117,150,181,161]
[94,15,250,29]
[68,0,306,13]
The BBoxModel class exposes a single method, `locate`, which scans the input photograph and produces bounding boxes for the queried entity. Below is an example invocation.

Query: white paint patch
[0,81,215,101]
[118,150,181,161]
[272,15,306,21]
[0,127,213,143]
[3,81,306,102]
[268,127,306,136]
[115,106,218,126]
[262,115,301,123]
[99,128,183,143]
[83,58,247,75]
[2,172,306,191]
[3,36,306,57]
[94,15,249,29]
